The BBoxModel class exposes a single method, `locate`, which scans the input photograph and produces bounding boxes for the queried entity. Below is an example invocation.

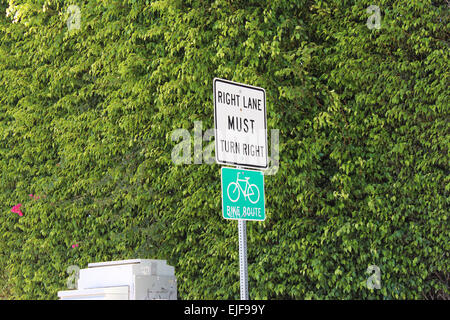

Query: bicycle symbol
[227,172,260,204]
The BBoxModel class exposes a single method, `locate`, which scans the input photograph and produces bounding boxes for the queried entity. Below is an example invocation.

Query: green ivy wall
[0,0,448,299]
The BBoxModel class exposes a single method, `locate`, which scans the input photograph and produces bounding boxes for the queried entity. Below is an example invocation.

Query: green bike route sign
[221,167,265,221]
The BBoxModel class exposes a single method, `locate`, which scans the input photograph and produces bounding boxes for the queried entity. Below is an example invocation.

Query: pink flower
[71,243,79,248]
[11,204,23,217]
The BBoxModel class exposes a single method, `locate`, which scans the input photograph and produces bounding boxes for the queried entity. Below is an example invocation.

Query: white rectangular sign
[213,78,268,169]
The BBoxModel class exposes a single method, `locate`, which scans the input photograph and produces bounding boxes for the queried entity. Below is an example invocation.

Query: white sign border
[213,77,268,170]
[220,166,266,221]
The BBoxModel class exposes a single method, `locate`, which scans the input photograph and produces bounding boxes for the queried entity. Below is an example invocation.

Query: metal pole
[238,219,249,300]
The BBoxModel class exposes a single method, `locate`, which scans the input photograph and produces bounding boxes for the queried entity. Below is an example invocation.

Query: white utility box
[58,259,177,300]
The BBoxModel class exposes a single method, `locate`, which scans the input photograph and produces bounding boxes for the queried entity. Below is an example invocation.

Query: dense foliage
[0,0,448,299]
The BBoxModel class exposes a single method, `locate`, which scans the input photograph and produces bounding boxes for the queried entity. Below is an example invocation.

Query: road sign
[221,167,265,221]
[214,78,268,170]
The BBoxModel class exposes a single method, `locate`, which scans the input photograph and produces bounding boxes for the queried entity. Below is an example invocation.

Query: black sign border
[213,78,268,170]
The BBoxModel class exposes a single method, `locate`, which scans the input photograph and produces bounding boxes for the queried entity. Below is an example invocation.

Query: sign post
[238,219,248,300]
[214,78,267,300]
